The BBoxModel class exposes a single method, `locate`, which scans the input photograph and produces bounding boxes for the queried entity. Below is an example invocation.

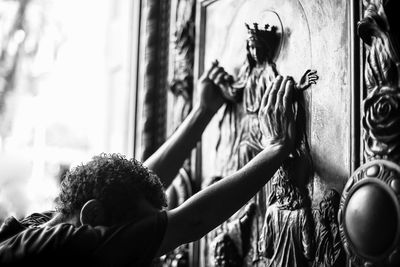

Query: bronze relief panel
[195,0,351,266]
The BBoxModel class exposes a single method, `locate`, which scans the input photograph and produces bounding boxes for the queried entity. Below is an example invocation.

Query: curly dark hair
[56,153,167,224]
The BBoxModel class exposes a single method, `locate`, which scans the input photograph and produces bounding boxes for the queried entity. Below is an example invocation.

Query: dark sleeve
[0,222,102,266]
[0,211,168,266]
[92,210,168,266]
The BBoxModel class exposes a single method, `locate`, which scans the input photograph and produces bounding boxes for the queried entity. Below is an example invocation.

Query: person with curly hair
[0,62,298,266]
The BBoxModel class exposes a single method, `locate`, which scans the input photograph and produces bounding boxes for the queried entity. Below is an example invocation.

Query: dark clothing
[0,211,167,266]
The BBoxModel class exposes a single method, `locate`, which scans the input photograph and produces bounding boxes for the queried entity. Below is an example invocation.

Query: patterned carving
[169,0,196,126]
[213,234,241,267]
[313,189,345,267]
[339,160,400,266]
[363,86,400,162]
[141,0,170,160]
[156,1,196,266]
[213,203,256,267]
[358,0,400,163]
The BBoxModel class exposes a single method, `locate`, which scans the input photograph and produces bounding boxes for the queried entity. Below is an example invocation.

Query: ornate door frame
[339,0,400,266]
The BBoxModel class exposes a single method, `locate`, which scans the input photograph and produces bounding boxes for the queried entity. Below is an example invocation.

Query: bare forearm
[144,104,215,187]
[175,143,288,242]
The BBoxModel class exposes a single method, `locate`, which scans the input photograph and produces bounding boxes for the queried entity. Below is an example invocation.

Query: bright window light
[0,0,134,220]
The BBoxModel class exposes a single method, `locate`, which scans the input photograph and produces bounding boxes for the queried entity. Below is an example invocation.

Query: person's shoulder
[90,210,168,266]
[20,211,56,227]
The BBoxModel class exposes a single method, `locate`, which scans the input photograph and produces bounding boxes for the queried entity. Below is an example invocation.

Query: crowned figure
[217,23,318,172]
[233,23,280,168]
[213,23,318,265]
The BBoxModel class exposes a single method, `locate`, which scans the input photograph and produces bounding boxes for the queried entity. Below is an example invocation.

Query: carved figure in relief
[213,203,256,267]
[313,189,345,267]
[258,162,314,267]
[358,0,400,163]
[219,23,318,170]
[213,22,318,265]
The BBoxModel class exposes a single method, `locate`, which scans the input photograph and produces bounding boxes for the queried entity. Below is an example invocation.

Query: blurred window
[0,0,139,220]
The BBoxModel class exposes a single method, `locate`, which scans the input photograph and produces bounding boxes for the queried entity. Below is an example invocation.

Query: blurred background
[0,0,139,221]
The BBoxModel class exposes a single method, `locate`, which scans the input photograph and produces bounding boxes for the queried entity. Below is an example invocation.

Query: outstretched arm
[144,61,227,188]
[158,75,297,255]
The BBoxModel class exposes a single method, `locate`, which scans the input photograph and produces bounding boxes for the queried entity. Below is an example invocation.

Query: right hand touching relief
[258,75,297,154]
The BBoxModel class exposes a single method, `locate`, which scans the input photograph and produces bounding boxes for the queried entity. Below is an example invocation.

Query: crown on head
[245,23,278,43]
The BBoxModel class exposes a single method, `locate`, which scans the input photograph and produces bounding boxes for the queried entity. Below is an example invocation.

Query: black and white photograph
[1,0,399,266]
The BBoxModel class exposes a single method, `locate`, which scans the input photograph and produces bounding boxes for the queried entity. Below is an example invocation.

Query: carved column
[154,1,196,266]
[140,0,170,160]
[339,0,400,266]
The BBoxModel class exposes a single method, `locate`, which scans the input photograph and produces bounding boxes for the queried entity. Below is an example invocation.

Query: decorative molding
[212,203,256,267]
[169,0,196,127]
[155,2,197,265]
[313,189,345,267]
[358,0,400,163]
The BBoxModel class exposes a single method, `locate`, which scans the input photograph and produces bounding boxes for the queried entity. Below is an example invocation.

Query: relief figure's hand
[297,69,318,91]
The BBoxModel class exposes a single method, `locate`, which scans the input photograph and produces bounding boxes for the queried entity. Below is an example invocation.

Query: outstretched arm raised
[144,61,227,188]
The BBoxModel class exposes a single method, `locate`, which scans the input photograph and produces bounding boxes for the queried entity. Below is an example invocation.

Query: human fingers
[308,70,317,75]
[215,71,226,85]
[276,76,291,110]
[266,75,283,110]
[204,60,219,78]
[209,66,225,81]
[304,69,312,75]
[283,78,295,111]
[260,82,273,110]
[308,72,319,79]
[223,73,234,84]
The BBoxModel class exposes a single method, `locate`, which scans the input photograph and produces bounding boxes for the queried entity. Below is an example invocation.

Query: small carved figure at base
[313,189,345,267]
[213,202,257,267]
[259,168,314,267]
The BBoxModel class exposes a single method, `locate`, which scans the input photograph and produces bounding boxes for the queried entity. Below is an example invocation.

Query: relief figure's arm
[296,69,318,91]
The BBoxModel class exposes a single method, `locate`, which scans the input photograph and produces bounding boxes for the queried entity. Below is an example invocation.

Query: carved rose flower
[363,86,400,160]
